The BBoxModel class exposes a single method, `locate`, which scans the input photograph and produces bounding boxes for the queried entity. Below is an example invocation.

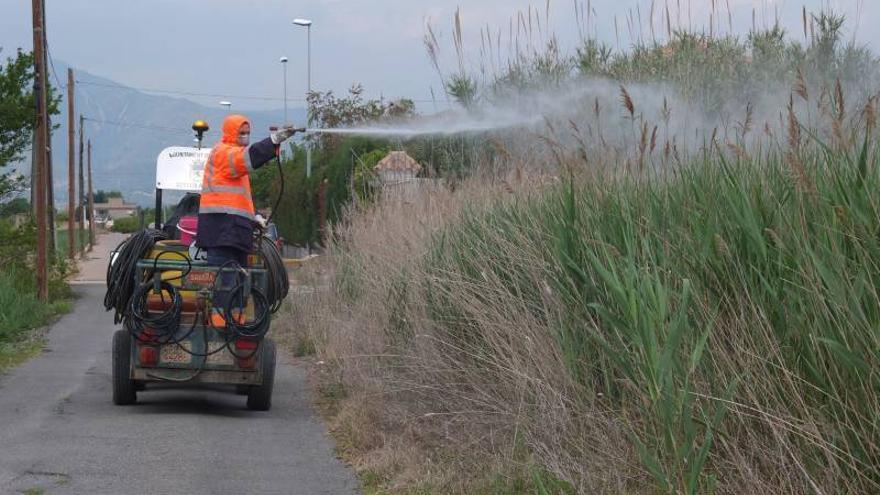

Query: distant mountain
[33,62,306,207]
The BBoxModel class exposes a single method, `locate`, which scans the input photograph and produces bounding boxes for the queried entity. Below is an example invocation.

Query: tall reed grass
[280,3,880,493]
[287,140,880,493]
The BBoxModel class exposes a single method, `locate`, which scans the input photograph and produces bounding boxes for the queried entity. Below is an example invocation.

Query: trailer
[109,132,283,411]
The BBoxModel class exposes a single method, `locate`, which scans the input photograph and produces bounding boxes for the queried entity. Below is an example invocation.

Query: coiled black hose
[106,229,283,362]
[124,250,193,344]
[104,229,168,323]
[223,284,271,341]
[203,260,269,359]
[128,279,183,343]
[256,235,289,313]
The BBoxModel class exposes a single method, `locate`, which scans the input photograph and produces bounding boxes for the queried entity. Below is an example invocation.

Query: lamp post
[219,100,232,114]
[293,18,313,177]
[280,56,289,124]
[293,19,312,95]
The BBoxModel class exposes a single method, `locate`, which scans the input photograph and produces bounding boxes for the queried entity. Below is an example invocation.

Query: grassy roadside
[301,351,575,495]
[0,265,73,373]
[54,228,90,254]
[282,251,579,494]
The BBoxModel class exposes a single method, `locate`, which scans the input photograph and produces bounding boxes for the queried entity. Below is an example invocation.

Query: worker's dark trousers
[206,246,248,314]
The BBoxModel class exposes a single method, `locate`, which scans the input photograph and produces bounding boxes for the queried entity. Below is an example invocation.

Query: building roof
[375,151,422,173]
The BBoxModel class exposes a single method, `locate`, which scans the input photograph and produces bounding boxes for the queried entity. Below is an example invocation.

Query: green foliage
[92,190,122,204]
[0,265,69,345]
[271,138,391,245]
[0,49,37,168]
[307,85,413,153]
[353,148,386,203]
[260,83,416,244]
[403,134,488,180]
[250,161,279,210]
[432,10,877,122]
[425,145,880,491]
[54,228,89,253]
[0,217,72,358]
[111,215,141,234]
[308,84,387,130]
[273,149,318,245]
[568,13,875,113]
[0,48,60,199]
[0,217,36,267]
[446,75,478,108]
[323,138,389,225]
[0,197,28,217]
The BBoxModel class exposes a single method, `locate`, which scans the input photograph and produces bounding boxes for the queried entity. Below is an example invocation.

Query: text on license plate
[160,345,192,364]
[159,342,234,366]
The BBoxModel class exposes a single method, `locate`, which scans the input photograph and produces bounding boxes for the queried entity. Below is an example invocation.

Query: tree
[0,48,60,198]
[268,84,414,245]
[0,49,36,168]
[93,190,122,204]
[0,197,29,217]
[307,85,415,152]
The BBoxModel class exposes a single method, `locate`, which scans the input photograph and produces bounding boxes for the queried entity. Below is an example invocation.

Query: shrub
[111,215,141,234]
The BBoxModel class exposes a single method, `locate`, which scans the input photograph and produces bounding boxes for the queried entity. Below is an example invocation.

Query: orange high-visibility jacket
[200,114,256,221]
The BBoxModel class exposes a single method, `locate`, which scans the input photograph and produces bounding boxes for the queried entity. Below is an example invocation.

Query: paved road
[70,232,127,284]
[0,284,360,495]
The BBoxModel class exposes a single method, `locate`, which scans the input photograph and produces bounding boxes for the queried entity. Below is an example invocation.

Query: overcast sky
[0,1,876,112]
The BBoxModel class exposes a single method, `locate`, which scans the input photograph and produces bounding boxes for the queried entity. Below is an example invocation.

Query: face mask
[238,133,250,146]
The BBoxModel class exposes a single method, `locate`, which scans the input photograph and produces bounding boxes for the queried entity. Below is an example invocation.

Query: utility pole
[87,140,95,248]
[31,0,49,300]
[41,0,55,257]
[78,114,85,251]
[29,135,36,211]
[66,68,75,258]
[46,114,56,257]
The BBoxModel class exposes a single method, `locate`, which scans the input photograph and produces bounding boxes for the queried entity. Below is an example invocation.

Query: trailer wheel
[112,330,137,405]
[247,339,276,411]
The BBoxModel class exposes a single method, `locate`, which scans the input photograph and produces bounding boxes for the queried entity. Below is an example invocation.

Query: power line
[77,80,302,102]
[75,79,442,104]
[45,43,64,90]
[42,6,65,92]
[82,116,191,134]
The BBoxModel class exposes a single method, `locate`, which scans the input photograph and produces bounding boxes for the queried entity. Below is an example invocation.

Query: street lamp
[292,18,312,95]
[280,56,289,124]
[293,18,313,177]
[219,100,232,114]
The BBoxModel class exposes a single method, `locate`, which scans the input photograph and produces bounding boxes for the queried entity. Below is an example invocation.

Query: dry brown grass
[281,182,604,492]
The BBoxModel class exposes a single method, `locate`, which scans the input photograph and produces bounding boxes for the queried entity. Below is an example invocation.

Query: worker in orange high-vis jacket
[197,114,297,327]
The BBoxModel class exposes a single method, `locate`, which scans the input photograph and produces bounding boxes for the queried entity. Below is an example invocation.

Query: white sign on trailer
[155,146,211,192]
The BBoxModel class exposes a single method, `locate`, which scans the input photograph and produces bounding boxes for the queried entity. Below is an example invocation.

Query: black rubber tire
[134,381,147,391]
[112,330,137,405]
[247,340,275,411]
[235,384,250,395]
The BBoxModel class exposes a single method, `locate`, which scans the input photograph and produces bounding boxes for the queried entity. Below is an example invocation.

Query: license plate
[160,345,192,364]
